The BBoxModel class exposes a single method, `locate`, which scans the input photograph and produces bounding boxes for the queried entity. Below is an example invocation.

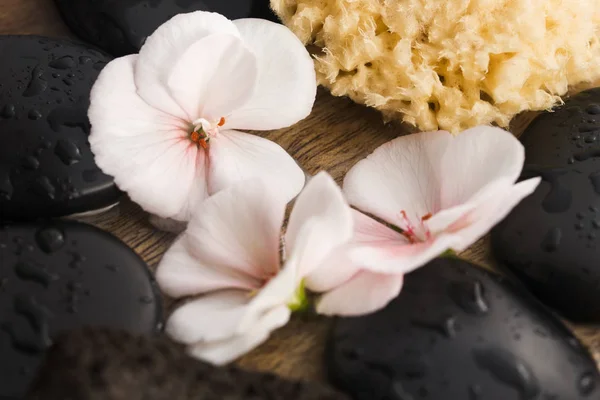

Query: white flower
[155,172,353,365]
[88,11,316,222]
[306,126,541,317]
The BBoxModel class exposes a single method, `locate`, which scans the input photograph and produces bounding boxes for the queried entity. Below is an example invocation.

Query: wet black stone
[492,88,600,322]
[327,258,600,400]
[0,36,120,222]
[26,327,347,400]
[0,221,162,399]
[53,0,279,57]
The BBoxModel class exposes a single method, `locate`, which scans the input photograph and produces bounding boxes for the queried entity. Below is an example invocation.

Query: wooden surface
[2,0,600,381]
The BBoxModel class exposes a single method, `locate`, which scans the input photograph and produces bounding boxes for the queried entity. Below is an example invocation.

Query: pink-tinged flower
[307,126,541,317]
[88,11,315,222]
[155,172,353,365]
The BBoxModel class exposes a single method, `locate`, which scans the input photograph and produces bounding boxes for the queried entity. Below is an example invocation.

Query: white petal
[305,209,403,292]
[156,236,259,299]
[208,130,305,204]
[89,55,207,221]
[343,127,525,230]
[285,172,354,277]
[185,180,286,280]
[225,19,317,130]
[167,33,257,122]
[316,271,404,316]
[188,305,290,365]
[135,11,241,119]
[165,290,250,344]
[446,177,541,251]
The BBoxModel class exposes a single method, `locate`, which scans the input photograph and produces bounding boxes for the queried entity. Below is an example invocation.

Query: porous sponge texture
[271,0,600,133]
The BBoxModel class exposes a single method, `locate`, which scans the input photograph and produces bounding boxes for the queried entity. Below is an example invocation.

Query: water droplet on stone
[1,103,15,118]
[28,109,42,120]
[35,227,65,253]
[0,170,14,200]
[450,280,489,315]
[589,171,600,195]
[575,222,585,231]
[54,139,81,165]
[82,169,99,182]
[586,104,600,115]
[579,372,596,395]
[62,78,74,86]
[541,227,561,252]
[47,107,90,133]
[21,155,40,170]
[49,56,75,69]
[23,65,47,97]
[14,260,57,287]
[473,347,539,399]
[79,56,92,64]
[32,176,56,199]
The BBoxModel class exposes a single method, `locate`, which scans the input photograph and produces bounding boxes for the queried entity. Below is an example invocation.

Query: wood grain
[2,0,600,381]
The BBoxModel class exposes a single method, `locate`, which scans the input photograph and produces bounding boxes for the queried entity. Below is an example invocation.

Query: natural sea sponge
[271,0,600,133]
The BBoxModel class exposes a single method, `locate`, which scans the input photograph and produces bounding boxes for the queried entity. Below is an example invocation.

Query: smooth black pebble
[0,36,120,222]
[53,0,279,57]
[26,327,348,400]
[492,87,600,322]
[327,258,600,400]
[0,221,162,398]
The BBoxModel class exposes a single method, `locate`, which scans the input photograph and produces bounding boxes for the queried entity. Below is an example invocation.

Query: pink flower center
[189,117,226,149]
[399,210,432,243]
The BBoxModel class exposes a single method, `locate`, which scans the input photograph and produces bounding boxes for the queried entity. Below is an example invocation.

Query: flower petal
[135,11,241,119]
[184,179,286,280]
[156,236,259,299]
[316,271,404,316]
[285,172,354,277]
[188,305,290,365]
[343,127,525,229]
[89,55,207,220]
[445,177,541,251]
[208,130,305,204]
[225,18,317,130]
[305,209,403,292]
[165,290,250,344]
[167,33,257,122]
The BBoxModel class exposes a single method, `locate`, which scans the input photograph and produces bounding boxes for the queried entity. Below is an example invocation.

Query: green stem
[288,279,310,313]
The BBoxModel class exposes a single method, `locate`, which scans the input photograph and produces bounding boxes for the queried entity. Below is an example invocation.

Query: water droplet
[590,206,598,213]
[54,140,82,166]
[41,139,52,149]
[21,155,40,171]
[14,260,57,287]
[586,104,600,115]
[577,212,585,219]
[23,65,47,97]
[526,167,572,213]
[579,124,600,133]
[82,169,99,182]
[32,176,56,200]
[579,372,596,395]
[47,107,90,133]
[2,295,53,353]
[52,72,60,78]
[1,104,15,118]
[68,252,86,269]
[79,56,92,64]
[589,171,600,195]
[28,109,42,120]
[588,233,596,240]
[0,170,14,200]
[472,347,539,399]
[450,280,489,315]
[35,227,65,253]
[593,220,600,229]
[62,78,74,86]
[49,56,75,70]
[575,222,584,231]
[541,227,561,252]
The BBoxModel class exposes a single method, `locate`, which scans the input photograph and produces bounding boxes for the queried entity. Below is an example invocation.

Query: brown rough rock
[26,328,348,400]
[271,0,600,133]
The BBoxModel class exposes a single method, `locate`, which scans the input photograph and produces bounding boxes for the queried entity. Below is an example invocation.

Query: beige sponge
[271,0,600,133]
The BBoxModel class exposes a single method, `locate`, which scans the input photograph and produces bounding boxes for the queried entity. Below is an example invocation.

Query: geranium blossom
[155,172,353,365]
[88,11,315,222]
[308,126,541,316]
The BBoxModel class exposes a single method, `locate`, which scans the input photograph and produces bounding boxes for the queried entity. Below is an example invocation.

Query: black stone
[0,36,120,222]
[0,221,162,399]
[53,0,279,57]
[492,87,600,322]
[327,258,600,400]
[26,327,348,400]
